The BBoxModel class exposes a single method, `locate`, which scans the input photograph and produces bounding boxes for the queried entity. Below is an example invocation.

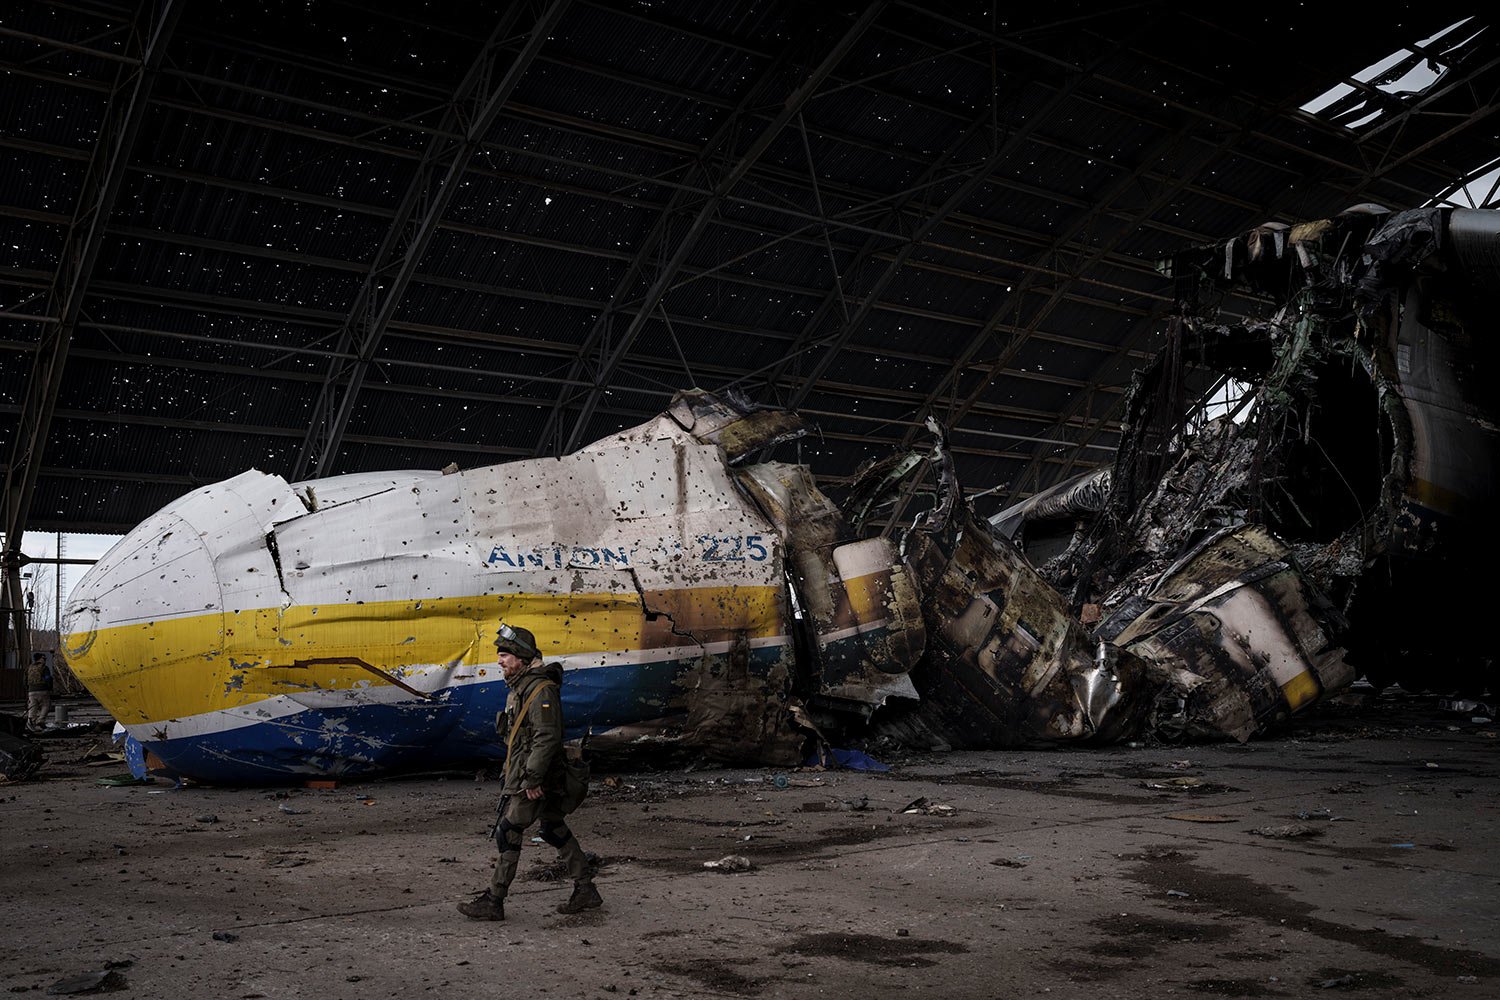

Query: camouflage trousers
[26,691,50,730]
[490,792,590,898]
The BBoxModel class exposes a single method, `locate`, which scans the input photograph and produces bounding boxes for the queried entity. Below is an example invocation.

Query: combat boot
[457,890,505,920]
[557,881,603,914]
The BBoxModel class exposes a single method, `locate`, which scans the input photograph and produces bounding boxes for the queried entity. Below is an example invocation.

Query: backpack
[507,682,590,815]
[555,751,591,815]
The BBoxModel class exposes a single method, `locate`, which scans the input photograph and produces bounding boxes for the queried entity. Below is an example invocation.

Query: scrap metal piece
[665,388,809,463]
[990,467,1111,542]
[737,462,925,716]
[846,425,1151,748]
[0,713,43,781]
[1099,525,1352,741]
[45,970,128,996]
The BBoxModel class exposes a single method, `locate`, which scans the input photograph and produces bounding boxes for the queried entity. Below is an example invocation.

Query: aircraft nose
[60,507,225,726]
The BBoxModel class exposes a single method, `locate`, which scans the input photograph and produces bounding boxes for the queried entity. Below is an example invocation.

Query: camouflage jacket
[499,662,565,794]
[27,656,52,692]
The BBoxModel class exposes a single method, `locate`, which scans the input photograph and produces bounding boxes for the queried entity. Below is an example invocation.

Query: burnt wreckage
[63,207,1499,781]
[994,206,1500,733]
[65,389,1127,781]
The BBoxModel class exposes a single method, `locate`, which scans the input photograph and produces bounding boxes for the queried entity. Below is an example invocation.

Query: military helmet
[494,622,539,660]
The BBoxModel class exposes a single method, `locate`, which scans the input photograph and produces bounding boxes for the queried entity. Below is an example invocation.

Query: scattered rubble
[0,713,43,782]
[1251,823,1324,839]
[997,206,1500,714]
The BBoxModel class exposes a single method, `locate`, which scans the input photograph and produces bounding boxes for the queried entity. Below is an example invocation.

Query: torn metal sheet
[1097,525,1353,741]
[845,427,1150,748]
[736,462,925,717]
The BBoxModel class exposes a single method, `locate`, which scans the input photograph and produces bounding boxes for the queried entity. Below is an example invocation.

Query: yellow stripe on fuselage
[841,569,894,625]
[1409,477,1467,517]
[66,586,784,726]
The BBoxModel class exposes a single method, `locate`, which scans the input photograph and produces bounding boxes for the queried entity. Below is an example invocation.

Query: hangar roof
[3,0,1497,533]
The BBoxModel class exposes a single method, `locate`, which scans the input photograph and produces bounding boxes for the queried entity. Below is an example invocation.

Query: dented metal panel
[735,462,925,716]
[63,403,807,780]
[1100,526,1353,741]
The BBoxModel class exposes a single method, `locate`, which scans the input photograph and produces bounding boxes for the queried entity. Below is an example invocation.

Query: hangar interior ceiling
[2,0,1497,536]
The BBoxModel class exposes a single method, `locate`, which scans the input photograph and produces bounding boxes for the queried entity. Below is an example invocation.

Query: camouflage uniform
[26,653,52,730]
[488,661,593,899]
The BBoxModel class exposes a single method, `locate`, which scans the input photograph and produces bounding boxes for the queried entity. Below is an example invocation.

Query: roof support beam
[291,0,572,481]
[1,0,180,662]
[0,193,1172,317]
[9,6,1470,218]
[875,103,1267,528]
[531,0,888,457]
[997,55,1500,507]
[5,405,532,457]
[758,109,990,404]
[2,89,1201,289]
[904,6,1459,206]
[777,37,1116,414]
[991,308,1165,506]
[917,124,1209,434]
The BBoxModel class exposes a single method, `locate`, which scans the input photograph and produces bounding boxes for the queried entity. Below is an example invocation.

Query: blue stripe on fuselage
[127,651,776,784]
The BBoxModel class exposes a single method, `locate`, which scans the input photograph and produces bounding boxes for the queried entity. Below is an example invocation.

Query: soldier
[459,623,601,921]
[26,652,52,731]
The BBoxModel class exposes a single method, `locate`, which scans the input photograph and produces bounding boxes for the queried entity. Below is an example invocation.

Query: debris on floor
[1251,823,1324,839]
[45,969,128,995]
[0,713,43,782]
[1140,776,1205,790]
[1165,812,1238,823]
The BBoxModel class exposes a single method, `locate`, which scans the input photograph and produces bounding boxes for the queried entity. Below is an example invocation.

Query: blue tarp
[804,746,890,772]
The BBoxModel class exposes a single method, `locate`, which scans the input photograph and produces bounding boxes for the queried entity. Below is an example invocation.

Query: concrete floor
[2,691,1497,999]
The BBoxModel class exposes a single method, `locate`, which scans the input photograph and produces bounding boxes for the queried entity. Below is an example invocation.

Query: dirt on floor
[2,688,1497,999]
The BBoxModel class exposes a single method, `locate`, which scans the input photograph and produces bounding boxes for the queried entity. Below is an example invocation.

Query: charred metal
[995,205,1500,725]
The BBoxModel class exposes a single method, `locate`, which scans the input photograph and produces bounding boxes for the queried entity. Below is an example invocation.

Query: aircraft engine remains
[994,206,1500,719]
[61,207,1498,783]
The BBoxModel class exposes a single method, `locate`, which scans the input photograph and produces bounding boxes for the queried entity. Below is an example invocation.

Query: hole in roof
[1299,17,1486,131]
[1429,154,1500,210]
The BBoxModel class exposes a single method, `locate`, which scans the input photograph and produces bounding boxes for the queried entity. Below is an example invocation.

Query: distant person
[459,623,600,921]
[26,652,52,731]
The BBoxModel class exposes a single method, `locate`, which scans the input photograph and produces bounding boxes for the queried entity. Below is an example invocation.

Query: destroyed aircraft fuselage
[64,386,1158,784]
[65,208,1498,784]
[63,394,934,781]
